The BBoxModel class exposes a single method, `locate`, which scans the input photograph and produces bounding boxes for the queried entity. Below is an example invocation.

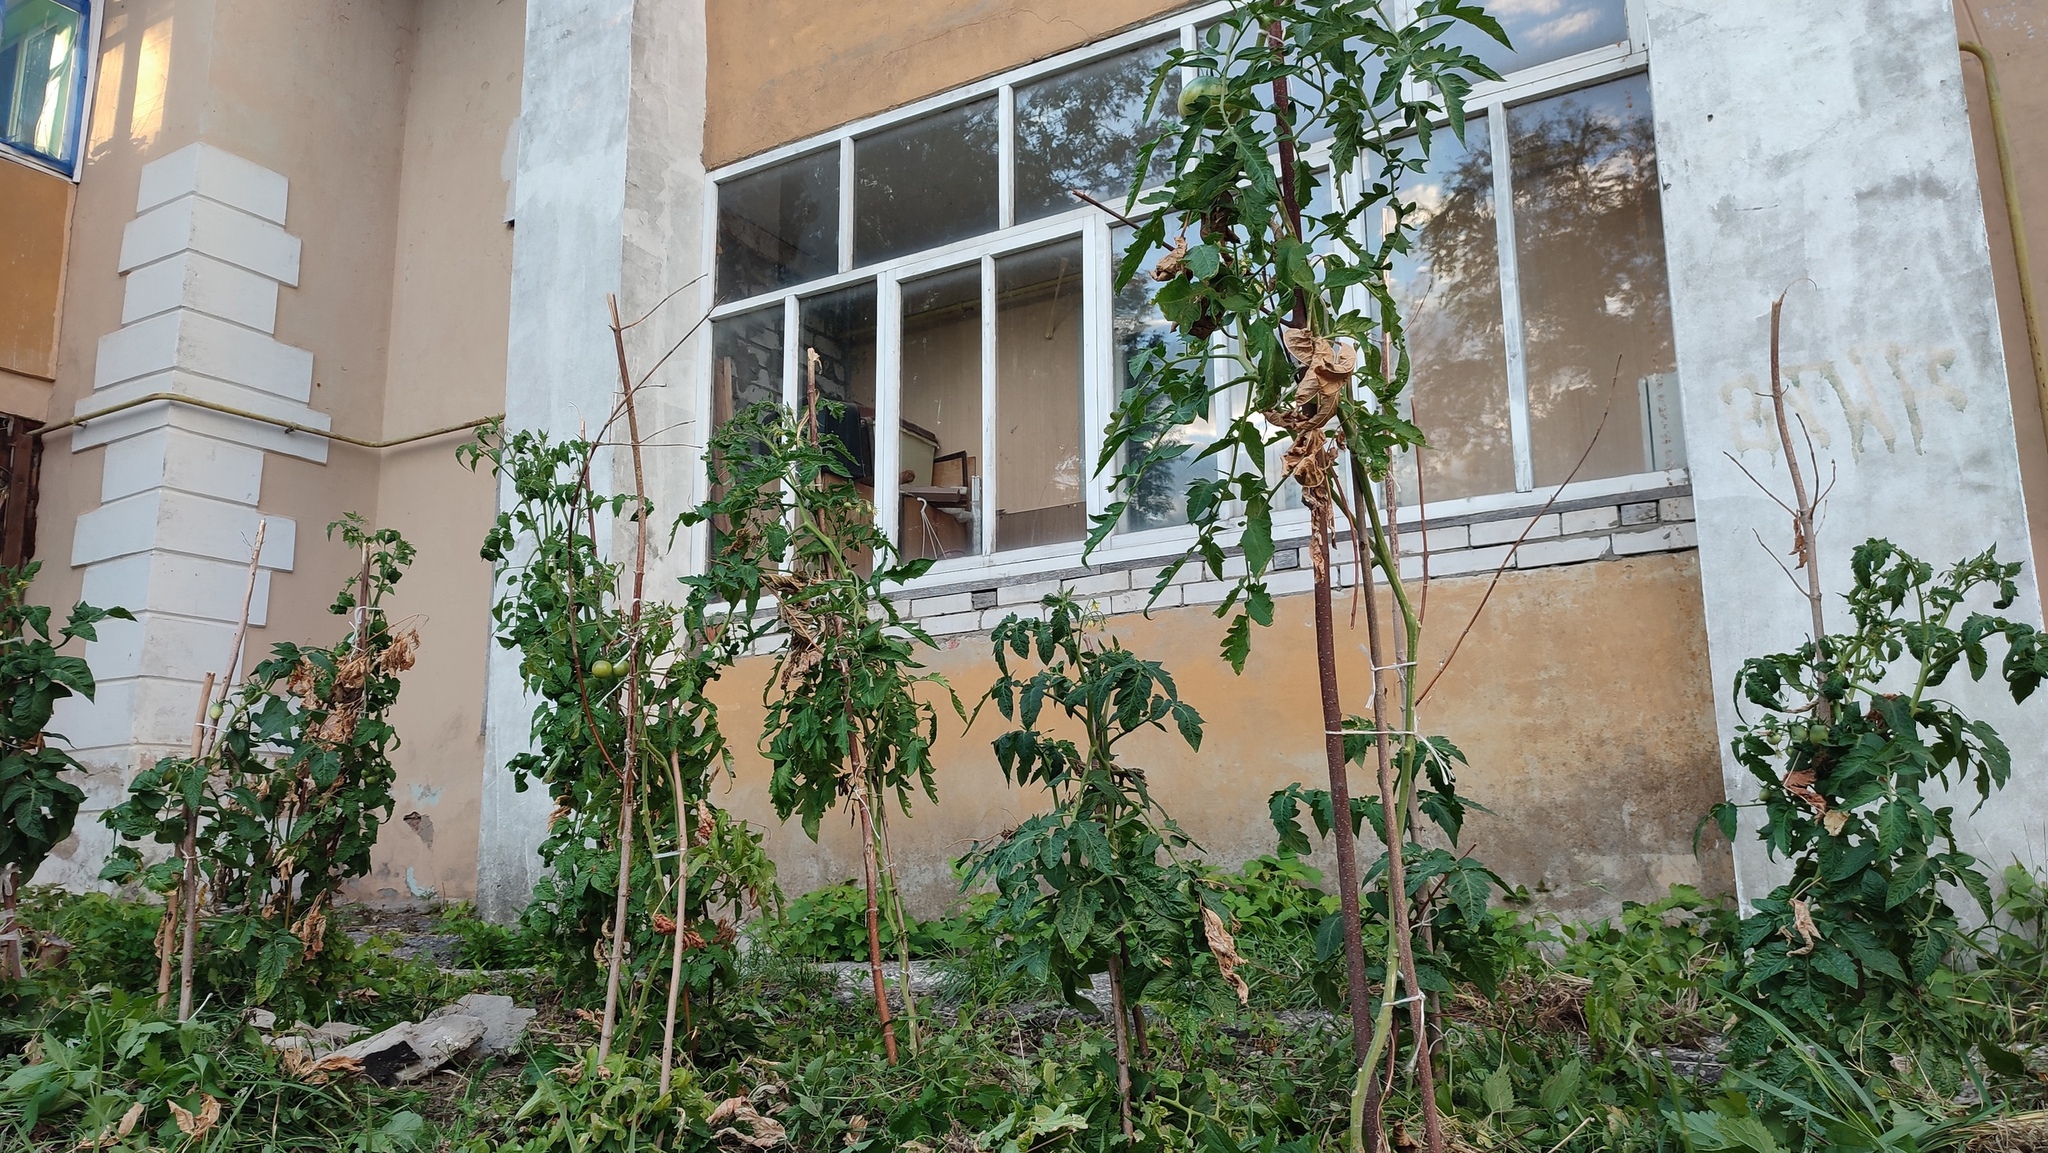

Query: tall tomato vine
[1098,5,1504,1149]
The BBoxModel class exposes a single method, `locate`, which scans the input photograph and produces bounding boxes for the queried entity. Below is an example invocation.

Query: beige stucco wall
[1957,0,2048,587]
[0,157,71,416]
[710,553,1734,920]
[29,0,516,901]
[704,0,1195,166]
[356,0,524,905]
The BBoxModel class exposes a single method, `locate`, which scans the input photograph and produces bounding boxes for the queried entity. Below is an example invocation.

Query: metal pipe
[31,391,500,449]
[1960,40,2048,454]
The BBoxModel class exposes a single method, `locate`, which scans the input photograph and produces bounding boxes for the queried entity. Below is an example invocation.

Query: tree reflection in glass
[709,306,785,560]
[1510,74,1678,486]
[1385,117,1516,502]
[1015,40,1180,223]
[1113,226,1220,533]
[855,99,998,265]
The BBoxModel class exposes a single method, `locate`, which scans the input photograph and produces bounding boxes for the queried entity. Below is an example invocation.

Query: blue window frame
[1,0,91,178]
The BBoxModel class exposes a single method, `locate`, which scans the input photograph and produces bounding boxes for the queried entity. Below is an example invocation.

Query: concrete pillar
[477,0,710,921]
[1647,0,2048,902]
[42,143,326,885]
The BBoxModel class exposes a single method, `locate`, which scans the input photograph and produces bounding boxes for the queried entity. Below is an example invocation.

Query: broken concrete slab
[323,1014,486,1086]
[427,993,533,1058]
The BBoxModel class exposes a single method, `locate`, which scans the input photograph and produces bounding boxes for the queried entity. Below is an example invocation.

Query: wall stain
[1720,343,1968,459]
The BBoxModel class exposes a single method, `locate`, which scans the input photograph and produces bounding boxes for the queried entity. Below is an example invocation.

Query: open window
[1,0,91,178]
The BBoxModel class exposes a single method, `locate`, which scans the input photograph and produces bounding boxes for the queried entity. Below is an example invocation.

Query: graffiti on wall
[1720,344,1969,461]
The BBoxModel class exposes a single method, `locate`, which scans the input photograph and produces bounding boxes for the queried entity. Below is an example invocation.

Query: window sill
[887,467,1697,628]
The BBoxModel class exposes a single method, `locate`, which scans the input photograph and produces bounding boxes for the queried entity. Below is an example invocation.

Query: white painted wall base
[1647,0,2048,904]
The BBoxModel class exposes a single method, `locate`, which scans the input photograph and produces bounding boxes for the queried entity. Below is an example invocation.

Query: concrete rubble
[263,994,532,1086]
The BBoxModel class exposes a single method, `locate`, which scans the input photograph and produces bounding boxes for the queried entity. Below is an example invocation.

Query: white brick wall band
[883,488,1702,637]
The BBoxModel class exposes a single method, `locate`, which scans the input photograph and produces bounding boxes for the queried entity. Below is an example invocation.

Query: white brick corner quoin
[41,144,321,888]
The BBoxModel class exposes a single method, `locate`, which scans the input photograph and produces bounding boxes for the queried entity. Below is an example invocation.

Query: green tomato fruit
[591,659,614,680]
[207,703,224,720]
[1177,74,1229,119]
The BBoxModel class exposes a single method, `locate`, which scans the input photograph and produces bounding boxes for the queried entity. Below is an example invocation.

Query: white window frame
[0,0,102,181]
[694,0,1676,594]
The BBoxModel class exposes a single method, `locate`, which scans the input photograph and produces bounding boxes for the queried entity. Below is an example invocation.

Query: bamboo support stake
[176,671,217,1022]
[874,794,921,1054]
[854,780,899,1063]
[153,876,180,1007]
[598,294,654,1062]
[204,521,268,757]
[659,750,690,1095]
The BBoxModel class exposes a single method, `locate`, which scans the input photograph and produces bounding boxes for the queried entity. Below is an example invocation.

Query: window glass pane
[1510,74,1680,487]
[994,239,1085,552]
[715,149,839,304]
[708,306,786,560]
[1387,119,1514,502]
[855,98,998,266]
[1,0,88,169]
[1015,40,1180,223]
[1433,0,1628,77]
[899,265,984,561]
[799,282,879,574]
[798,282,879,486]
[1114,226,1220,533]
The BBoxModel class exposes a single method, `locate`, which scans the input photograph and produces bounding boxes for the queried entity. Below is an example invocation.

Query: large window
[701,0,1675,582]
[0,0,91,177]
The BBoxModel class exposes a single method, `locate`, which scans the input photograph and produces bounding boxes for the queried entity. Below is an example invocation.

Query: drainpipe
[1960,40,2048,456]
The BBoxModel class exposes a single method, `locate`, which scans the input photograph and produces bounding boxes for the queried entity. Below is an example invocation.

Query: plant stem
[1108,943,1135,1139]
[0,866,18,982]
[154,878,179,1008]
[1310,494,1375,1064]
[1768,290,1829,721]
[1360,532,1442,1153]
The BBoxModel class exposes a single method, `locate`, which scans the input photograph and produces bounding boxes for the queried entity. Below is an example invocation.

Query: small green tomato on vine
[590,659,614,681]
[1176,74,1228,119]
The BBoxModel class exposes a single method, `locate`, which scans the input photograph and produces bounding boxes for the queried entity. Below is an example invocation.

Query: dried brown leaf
[170,1093,220,1138]
[1782,769,1827,816]
[1201,905,1249,1006]
[1785,897,1820,957]
[1150,235,1189,282]
[75,1100,146,1150]
[708,1095,788,1148]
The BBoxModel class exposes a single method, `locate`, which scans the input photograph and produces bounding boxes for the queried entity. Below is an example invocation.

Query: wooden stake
[598,295,653,1062]
[1108,946,1134,1139]
[176,671,216,1022]
[659,749,689,1095]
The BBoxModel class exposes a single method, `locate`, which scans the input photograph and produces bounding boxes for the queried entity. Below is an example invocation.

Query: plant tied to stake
[100,517,419,1012]
[1094,3,1506,1149]
[679,358,961,1065]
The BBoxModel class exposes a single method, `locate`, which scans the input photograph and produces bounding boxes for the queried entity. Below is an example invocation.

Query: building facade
[7,0,2047,921]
